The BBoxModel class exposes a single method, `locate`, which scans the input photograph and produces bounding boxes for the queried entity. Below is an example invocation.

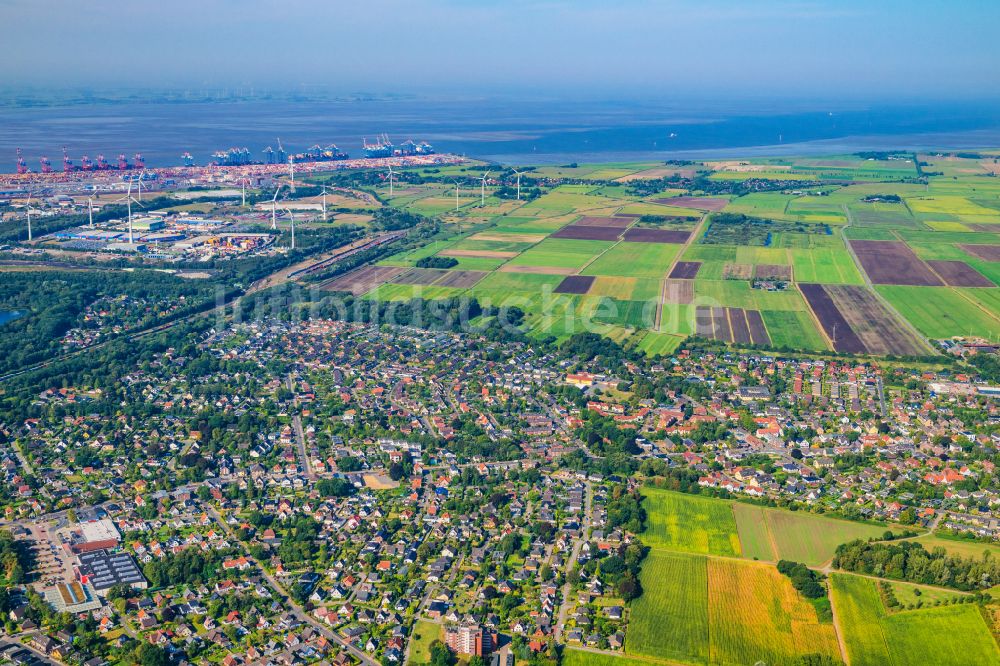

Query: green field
[790,247,865,284]
[583,242,681,278]
[876,286,1000,340]
[732,503,902,566]
[507,238,614,269]
[642,488,741,556]
[628,551,711,663]
[831,573,1000,666]
[408,619,442,664]
[628,552,840,666]
[359,157,1000,355]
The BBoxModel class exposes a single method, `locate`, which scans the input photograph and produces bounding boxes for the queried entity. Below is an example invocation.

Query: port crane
[15,148,28,174]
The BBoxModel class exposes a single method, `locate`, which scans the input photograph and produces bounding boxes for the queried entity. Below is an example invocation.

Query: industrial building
[76,549,147,594]
[68,518,120,554]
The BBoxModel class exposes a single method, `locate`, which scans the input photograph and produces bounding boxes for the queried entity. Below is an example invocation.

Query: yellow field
[707,558,841,666]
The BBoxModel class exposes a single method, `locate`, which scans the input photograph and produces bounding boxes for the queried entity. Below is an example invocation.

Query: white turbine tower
[87,195,95,229]
[511,167,523,200]
[114,179,142,244]
[288,156,295,190]
[136,170,147,202]
[24,192,33,242]
[321,184,328,221]
[284,208,296,250]
[240,177,248,207]
[386,165,396,197]
[479,171,490,207]
[452,179,462,210]
[271,184,283,230]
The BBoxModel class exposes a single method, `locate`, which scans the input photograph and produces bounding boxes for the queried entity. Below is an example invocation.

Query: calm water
[2,97,1000,169]
[0,311,22,326]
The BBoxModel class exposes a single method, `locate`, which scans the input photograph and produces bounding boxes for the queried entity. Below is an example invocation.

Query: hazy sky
[1,0,998,98]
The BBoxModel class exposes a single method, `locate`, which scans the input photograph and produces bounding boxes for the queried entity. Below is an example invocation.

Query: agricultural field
[831,574,1000,666]
[641,488,741,556]
[627,552,839,666]
[351,154,1000,353]
[732,503,904,566]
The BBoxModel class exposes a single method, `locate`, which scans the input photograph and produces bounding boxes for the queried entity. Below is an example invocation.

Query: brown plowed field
[551,226,623,241]
[554,275,596,294]
[825,285,926,356]
[622,228,691,243]
[652,196,728,212]
[745,310,771,346]
[321,265,406,295]
[799,283,866,353]
[849,240,943,286]
[722,264,753,280]
[728,307,752,344]
[755,264,793,280]
[662,280,694,304]
[927,260,994,287]
[960,244,1000,262]
[392,268,448,285]
[669,261,702,279]
[573,216,634,228]
[436,270,488,288]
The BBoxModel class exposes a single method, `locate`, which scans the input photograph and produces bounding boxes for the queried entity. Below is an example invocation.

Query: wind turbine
[87,195,95,229]
[270,184,283,230]
[510,167,523,200]
[240,177,248,207]
[386,165,396,197]
[114,180,142,244]
[288,156,295,190]
[479,171,490,207]
[135,170,147,202]
[321,184,328,221]
[284,208,296,250]
[24,192,33,242]
[452,179,462,210]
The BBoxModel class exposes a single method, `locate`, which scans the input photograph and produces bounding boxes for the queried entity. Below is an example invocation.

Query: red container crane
[15,148,28,174]
[40,156,53,173]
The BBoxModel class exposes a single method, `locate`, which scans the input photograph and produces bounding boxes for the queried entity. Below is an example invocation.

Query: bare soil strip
[391,268,449,285]
[669,261,702,279]
[849,240,943,286]
[927,260,994,287]
[824,285,927,356]
[799,283,867,353]
[554,275,596,294]
[755,264,793,281]
[622,228,691,243]
[959,244,1000,261]
[728,307,752,344]
[436,270,488,288]
[321,265,407,295]
[662,280,694,304]
[745,310,771,346]
[551,226,623,241]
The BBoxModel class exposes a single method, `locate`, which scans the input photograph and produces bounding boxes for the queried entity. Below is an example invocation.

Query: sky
[1,0,998,99]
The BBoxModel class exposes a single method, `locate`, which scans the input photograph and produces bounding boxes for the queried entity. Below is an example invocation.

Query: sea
[2,96,1000,170]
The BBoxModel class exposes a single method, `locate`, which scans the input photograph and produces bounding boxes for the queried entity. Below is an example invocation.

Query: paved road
[286,373,314,479]
[554,480,592,642]
[206,506,379,666]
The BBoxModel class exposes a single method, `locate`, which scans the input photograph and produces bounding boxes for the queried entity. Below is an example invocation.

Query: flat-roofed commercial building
[77,549,147,594]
